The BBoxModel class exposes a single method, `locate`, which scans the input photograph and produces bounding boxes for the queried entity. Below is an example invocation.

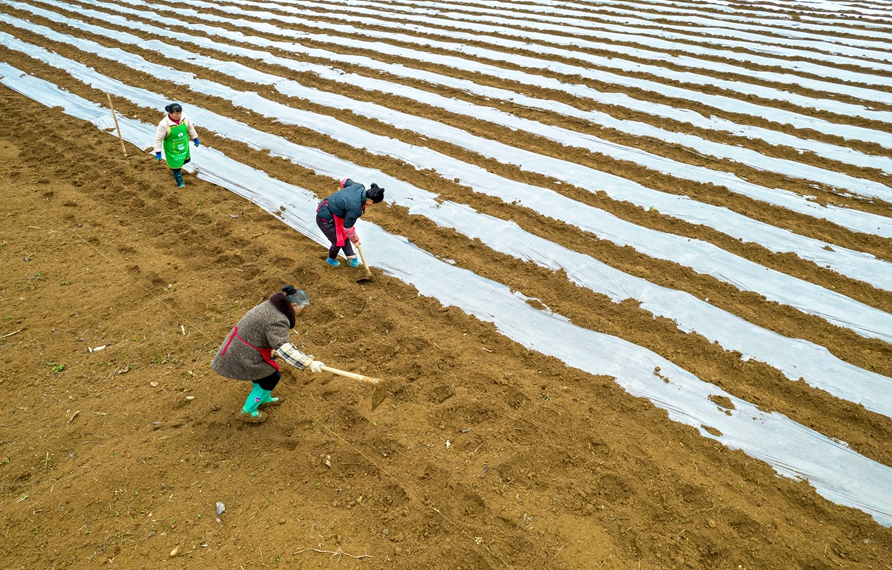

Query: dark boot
[172,170,185,188]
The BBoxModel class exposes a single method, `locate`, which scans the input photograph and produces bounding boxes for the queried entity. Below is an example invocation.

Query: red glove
[345,227,360,245]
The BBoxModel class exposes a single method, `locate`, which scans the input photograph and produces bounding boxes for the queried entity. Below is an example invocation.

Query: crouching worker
[211,285,324,423]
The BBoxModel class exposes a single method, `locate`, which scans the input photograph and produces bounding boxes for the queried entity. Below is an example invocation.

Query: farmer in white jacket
[153,103,199,188]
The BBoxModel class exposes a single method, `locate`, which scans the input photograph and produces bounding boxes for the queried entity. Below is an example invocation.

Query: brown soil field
[2,0,892,568]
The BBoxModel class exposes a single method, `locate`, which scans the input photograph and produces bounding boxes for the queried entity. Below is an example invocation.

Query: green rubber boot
[173,170,185,188]
[240,382,269,423]
[259,391,284,407]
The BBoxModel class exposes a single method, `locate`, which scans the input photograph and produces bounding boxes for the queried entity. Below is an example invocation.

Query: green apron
[162,121,190,169]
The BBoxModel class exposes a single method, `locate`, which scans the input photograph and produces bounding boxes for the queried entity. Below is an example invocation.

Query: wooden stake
[105,93,128,157]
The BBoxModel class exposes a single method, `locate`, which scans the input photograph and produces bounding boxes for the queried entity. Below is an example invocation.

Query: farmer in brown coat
[211,285,324,422]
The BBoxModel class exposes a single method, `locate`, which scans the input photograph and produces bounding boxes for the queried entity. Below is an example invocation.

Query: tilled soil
[1,0,892,568]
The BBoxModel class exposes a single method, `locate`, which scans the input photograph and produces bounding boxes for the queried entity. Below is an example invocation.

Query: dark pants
[171,157,191,178]
[316,215,355,259]
[255,369,280,391]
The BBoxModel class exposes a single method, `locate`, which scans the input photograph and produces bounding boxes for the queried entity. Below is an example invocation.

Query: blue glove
[193,138,200,148]
[155,152,162,161]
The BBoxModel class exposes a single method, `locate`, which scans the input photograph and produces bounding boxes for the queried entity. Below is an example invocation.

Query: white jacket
[153,114,199,153]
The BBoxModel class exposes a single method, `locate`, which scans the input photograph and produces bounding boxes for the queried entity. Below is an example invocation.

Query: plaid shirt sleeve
[276,342,313,370]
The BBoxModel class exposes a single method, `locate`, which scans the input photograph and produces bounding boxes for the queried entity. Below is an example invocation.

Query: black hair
[281,285,309,307]
[366,183,385,204]
[165,103,183,114]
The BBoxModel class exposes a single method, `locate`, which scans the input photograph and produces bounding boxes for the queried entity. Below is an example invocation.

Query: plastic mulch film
[4,64,892,527]
[2,34,892,407]
[3,17,892,345]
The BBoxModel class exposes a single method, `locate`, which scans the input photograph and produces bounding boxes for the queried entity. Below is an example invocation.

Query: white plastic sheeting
[404,0,892,35]
[4,24,892,345]
[3,63,892,527]
[158,0,892,132]
[59,0,892,209]
[47,0,892,178]
[66,0,892,152]
[105,0,892,176]
[190,0,892,123]
[273,0,892,90]
[416,0,892,26]
[23,4,892,243]
[52,0,892,237]
[591,0,892,23]
[5,27,892,417]
[7,29,889,417]
[411,0,892,59]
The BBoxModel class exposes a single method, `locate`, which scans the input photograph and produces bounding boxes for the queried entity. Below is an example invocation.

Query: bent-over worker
[211,285,324,422]
[315,178,385,267]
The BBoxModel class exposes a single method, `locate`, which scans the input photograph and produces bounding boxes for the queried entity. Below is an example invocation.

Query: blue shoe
[346,257,359,268]
[325,257,340,267]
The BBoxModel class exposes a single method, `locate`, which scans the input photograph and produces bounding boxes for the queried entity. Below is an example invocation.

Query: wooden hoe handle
[355,243,373,279]
[320,365,380,385]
